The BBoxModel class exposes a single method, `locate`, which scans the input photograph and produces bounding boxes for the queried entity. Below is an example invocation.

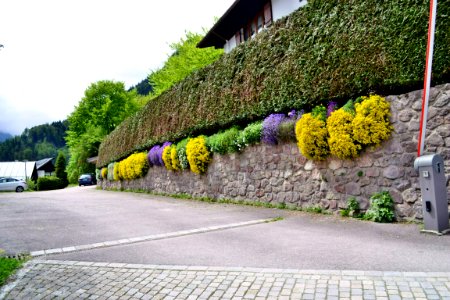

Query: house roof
[0,161,36,179]
[197,0,268,49]
[36,157,54,170]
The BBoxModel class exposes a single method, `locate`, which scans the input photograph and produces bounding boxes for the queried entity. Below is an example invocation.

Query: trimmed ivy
[98,0,450,167]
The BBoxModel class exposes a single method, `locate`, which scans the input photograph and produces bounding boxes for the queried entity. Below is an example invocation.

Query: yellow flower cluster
[295,113,329,160]
[327,109,361,159]
[162,145,174,171]
[295,95,391,161]
[170,145,181,171]
[186,136,211,174]
[113,162,120,181]
[118,152,149,180]
[101,167,108,179]
[352,95,393,145]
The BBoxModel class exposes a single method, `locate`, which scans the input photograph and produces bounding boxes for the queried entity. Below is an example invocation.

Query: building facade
[198,0,307,53]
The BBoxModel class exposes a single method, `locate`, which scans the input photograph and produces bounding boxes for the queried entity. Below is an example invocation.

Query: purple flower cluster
[147,142,172,166]
[261,113,285,145]
[327,101,338,117]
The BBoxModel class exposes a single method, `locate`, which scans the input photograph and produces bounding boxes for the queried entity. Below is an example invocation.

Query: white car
[0,177,28,192]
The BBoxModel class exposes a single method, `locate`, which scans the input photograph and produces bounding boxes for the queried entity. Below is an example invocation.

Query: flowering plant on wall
[261,114,285,145]
[170,145,181,171]
[162,144,174,171]
[186,136,211,174]
[147,145,162,166]
[113,162,120,181]
[294,95,392,161]
[327,108,361,159]
[295,112,330,160]
[352,95,393,146]
[118,152,149,180]
[176,138,190,170]
[101,167,108,179]
[107,163,115,181]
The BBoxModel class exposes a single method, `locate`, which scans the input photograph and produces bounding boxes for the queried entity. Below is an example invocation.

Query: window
[234,0,272,46]
[257,14,264,32]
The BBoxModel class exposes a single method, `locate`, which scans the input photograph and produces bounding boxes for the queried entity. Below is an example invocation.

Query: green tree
[66,80,138,183]
[148,31,223,98]
[55,151,68,188]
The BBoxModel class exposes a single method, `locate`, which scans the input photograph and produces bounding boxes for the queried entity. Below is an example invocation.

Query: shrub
[107,163,115,181]
[352,95,393,146]
[261,114,285,145]
[207,127,240,154]
[295,113,329,160]
[37,176,64,191]
[97,0,450,166]
[277,119,296,143]
[101,167,108,179]
[346,197,361,217]
[162,144,174,170]
[113,162,120,181]
[95,169,101,181]
[327,109,361,159]
[363,191,395,223]
[186,136,211,174]
[170,145,181,171]
[119,152,149,180]
[311,105,327,122]
[26,179,37,191]
[176,138,190,170]
[148,145,162,167]
[235,121,263,151]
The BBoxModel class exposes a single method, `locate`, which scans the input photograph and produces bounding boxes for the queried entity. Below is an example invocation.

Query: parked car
[78,174,97,186]
[0,177,28,192]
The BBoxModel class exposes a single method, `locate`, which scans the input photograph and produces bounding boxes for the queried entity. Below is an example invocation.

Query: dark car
[78,174,97,186]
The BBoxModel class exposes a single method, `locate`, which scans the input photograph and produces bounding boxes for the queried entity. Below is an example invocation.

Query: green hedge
[98,0,450,167]
[37,176,65,191]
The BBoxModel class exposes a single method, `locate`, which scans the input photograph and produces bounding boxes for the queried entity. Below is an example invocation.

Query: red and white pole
[417,0,438,157]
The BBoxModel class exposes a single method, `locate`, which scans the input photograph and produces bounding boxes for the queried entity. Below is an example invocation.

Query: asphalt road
[1,186,450,271]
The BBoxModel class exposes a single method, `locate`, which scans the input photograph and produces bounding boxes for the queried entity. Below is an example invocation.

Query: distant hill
[0,131,12,142]
[0,120,68,161]
[128,78,153,96]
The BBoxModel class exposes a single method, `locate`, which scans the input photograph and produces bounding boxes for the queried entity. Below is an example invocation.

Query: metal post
[417,0,438,157]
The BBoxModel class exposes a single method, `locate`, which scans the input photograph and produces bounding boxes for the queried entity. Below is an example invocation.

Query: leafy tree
[66,80,138,183]
[68,81,138,136]
[148,31,223,98]
[55,151,68,188]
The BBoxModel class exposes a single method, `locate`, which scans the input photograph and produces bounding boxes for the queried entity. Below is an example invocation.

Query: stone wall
[101,84,450,220]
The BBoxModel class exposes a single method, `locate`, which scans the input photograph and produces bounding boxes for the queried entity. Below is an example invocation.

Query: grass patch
[0,257,25,286]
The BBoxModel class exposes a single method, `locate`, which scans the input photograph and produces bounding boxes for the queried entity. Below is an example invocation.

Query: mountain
[0,131,12,142]
[0,120,68,161]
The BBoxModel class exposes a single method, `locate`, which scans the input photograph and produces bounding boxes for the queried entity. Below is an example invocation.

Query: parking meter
[414,154,449,234]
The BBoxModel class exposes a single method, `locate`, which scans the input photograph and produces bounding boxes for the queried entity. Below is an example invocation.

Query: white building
[0,161,37,181]
[198,0,307,53]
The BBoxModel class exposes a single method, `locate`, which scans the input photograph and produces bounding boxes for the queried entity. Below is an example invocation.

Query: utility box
[414,154,449,234]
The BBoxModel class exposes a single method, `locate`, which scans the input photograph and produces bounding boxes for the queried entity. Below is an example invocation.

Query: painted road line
[29,217,280,257]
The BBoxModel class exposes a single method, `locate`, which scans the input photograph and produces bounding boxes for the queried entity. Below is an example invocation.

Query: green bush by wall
[98,0,450,167]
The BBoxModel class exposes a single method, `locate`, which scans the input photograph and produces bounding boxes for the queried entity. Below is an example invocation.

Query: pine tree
[55,152,68,188]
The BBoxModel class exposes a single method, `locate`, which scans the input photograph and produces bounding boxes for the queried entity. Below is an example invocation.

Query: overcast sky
[0,0,235,135]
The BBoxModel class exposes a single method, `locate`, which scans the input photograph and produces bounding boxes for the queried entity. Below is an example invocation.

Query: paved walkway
[2,260,450,300]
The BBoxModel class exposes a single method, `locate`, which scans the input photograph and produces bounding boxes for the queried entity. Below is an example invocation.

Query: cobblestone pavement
[2,260,450,300]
